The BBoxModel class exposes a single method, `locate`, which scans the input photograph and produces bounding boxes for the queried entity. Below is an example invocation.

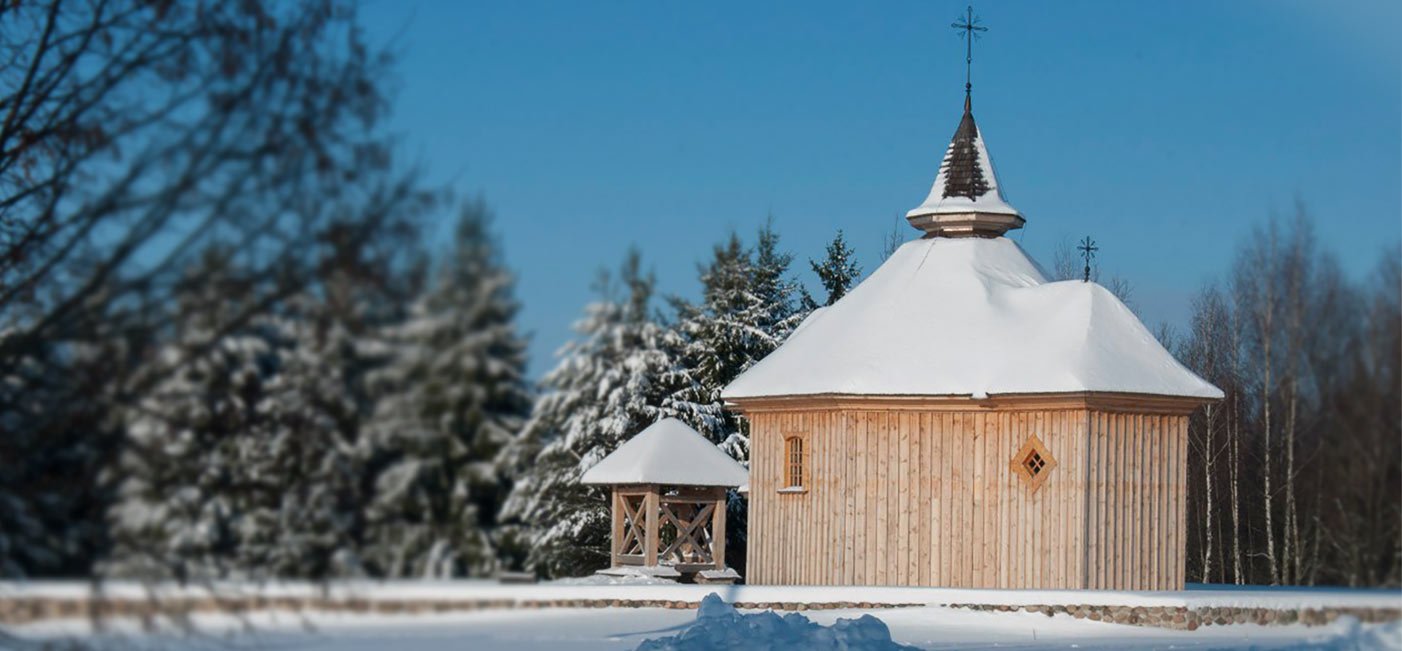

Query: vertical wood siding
[744,406,1189,589]
[1082,411,1189,590]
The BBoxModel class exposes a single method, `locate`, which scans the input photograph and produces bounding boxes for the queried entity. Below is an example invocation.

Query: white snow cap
[581,418,749,487]
[722,237,1223,401]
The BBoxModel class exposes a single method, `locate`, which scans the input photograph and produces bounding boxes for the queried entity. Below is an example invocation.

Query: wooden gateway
[720,91,1223,590]
[581,418,748,582]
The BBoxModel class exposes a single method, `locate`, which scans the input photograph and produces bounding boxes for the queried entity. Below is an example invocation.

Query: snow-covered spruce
[359,200,532,579]
[801,229,862,311]
[668,225,806,459]
[107,251,366,580]
[635,593,919,651]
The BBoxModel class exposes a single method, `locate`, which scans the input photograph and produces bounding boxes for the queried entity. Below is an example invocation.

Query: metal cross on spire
[951,5,988,100]
[1078,236,1099,283]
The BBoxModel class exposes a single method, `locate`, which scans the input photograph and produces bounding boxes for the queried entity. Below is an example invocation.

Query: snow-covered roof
[908,99,1020,218]
[581,418,749,487]
[722,237,1222,401]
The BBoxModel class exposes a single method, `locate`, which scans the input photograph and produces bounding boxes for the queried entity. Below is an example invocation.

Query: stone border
[947,603,1402,631]
[2,596,1398,630]
[0,597,917,626]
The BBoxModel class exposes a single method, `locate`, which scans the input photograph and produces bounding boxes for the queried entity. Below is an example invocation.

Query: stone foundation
[946,603,1402,631]
[2,595,1397,630]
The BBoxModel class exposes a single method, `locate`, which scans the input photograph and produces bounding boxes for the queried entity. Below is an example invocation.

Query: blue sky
[359,0,1400,375]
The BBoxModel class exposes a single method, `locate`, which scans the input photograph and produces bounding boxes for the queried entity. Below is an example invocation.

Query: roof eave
[725,390,1220,416]
[906,210,1025,237]
[580,478,746,489]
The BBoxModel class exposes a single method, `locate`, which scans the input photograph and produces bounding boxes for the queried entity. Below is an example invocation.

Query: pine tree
[668,232,754,454]
[237,304,367,578]
[106,213,421,581]
[502,250,696,578]
[670,224,805,458]
[801,229,862,310]
[107,250,364,580]
[359,200,532,578]
[752,223,807,347]
[0,0,436,578]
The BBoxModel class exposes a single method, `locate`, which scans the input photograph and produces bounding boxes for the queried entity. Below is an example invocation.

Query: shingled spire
[942,96,991,201]
[905,98,1024,238]
[907,7,1025,238]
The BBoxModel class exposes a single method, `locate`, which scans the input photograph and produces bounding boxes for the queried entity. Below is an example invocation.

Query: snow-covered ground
[9,601,1400,650]
[5,582,1400,650]
[5,580,1398,610]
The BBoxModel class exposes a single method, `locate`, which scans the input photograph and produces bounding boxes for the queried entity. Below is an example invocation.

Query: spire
[906,6,1024,238]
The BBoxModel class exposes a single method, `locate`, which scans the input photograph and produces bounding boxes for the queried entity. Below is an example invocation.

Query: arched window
[783,436,805,489]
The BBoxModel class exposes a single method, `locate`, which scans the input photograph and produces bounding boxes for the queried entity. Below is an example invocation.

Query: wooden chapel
[720,86,1222,590]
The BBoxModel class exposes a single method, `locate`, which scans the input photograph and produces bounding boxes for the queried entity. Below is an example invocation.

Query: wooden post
[711,487,727,570]
[644,485,659,567]
[611,487,624,568]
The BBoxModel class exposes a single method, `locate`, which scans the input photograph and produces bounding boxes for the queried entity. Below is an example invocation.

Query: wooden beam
[619,494,647,555]
[611,488,624,567]
[644,486,659,567]
[712,488,727,570]
[660,502,715,563]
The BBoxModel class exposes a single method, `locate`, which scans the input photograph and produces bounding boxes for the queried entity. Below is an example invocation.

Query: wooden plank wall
[1083,411,1189,590]
[747,408,1092,588]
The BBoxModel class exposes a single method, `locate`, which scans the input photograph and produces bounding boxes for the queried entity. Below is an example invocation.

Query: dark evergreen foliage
[360,200,533,578]
[0,0,434,578]
[802,230,862,310]
[107,250,369,580]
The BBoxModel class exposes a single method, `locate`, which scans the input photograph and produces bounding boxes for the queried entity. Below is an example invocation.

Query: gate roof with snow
[581,418,748,488]
[585,418,746,582]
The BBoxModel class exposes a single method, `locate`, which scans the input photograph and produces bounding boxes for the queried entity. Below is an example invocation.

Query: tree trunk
[1283,222,1306,586]
[1260,230,1279,586]
[1201,403,1215,584]
[1229,307,1244,585]
[1284,379,1299,584]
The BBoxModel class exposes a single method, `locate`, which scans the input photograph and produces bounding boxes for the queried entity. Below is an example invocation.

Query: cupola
[906,6,1024,238]
[905,95,1025,238]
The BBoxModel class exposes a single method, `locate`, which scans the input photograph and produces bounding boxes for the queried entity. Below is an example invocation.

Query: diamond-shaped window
[1011,435,1056,494]
[1023,450,1047,476]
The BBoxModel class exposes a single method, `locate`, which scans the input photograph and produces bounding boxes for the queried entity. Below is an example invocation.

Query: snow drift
[635,593,919,651]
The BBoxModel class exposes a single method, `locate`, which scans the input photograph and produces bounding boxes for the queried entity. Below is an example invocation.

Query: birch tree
[1182,209,1399,588]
